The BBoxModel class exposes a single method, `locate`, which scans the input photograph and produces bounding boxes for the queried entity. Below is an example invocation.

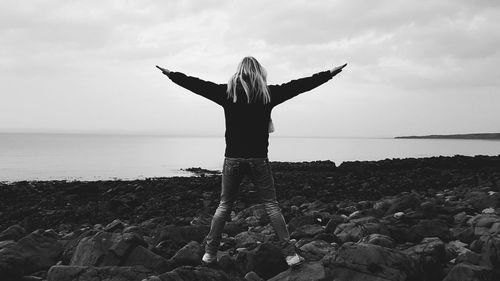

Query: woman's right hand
[330,63,347,75]
[156,65,170,75]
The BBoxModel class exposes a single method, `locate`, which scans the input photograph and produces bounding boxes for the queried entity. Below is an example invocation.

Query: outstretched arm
[270,63,347,106]
[156,65,226,105]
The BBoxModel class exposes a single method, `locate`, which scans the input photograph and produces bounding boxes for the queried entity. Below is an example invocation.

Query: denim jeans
[204,157,290,255]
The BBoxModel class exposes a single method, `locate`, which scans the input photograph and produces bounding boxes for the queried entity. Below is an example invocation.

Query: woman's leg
[204,158,243,255]
[248,158,290,242]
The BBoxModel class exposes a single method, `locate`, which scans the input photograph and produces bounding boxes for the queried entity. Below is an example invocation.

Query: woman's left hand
[156,65,170,75]
[330,63,347,75]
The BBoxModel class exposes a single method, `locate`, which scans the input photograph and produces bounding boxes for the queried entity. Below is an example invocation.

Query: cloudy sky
[1,0,499,137]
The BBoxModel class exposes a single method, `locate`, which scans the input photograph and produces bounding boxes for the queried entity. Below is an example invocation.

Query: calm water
[0,133,499,182]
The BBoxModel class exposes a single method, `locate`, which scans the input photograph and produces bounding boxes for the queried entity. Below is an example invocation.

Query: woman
[156,57,346,266]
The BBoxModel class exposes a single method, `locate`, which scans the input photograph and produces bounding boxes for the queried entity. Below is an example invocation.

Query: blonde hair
[227,56,271,104]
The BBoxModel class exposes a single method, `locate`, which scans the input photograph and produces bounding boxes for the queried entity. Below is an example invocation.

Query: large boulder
[402,237,446,281]
[47,265,154,281]
[322,242,423,281]
[0,225,26,242]
[69,230,169,273]
[442,263,493,281]
[0,229,65,280]
[235,242,288,280]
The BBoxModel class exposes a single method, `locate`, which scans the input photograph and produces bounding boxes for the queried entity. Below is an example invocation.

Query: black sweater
[166,70,335,158]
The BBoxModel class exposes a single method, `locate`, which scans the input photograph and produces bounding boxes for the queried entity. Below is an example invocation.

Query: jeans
[204,157,290,255]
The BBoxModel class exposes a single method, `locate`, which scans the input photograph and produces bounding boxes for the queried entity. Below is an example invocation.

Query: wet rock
[235,242,288,280]
[0,224,26,242]
[322,242,422,281]
[47,265,153,281]
[268,261,326,281]
[442,263,493,281]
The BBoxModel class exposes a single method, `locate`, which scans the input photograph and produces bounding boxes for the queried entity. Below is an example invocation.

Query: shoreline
[2,153,499,184]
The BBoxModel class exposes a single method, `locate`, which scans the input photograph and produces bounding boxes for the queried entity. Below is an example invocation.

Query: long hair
[227,56,271,104]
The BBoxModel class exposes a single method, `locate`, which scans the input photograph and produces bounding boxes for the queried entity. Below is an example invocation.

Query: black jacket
[166,70,335,158]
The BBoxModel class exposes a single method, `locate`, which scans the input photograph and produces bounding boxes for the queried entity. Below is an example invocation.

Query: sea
[1,133,499,182]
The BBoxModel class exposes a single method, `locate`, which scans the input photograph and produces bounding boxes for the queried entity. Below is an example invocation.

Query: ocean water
[0,133,499,182]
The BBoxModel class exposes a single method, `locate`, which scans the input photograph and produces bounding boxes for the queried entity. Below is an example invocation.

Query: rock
[159,265,230,281]
[233,204,270,227]
[473,234,500,269]
[154,225,210,245]
[467,214,500,237]
[442,263,493,281]
[244,271,265,281]
[290,224,324,240]
[385,193,421,215]
[464,190,498,212]
[0,229,65,279]
[268,261,326,281]
[223,221,245,237]
[47,265,153,281]
[104,219,125,232]
[234,231,267,248]
[168,241,204,267]
[324,215,347,233]
[322,242,422,281]
[298,239,337,261]
[334,216,388,243]
[411,219,452,242]
[360,233,395,248]
[393,211,405,219]
[402,237,446,281]
[122,245,170,273]
[287,215,318,233]
[69,231,148,266]
[0,224,26,242]
[235,242,288,280]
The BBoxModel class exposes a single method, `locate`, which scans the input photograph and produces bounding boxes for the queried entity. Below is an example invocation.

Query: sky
[1,0,499,138]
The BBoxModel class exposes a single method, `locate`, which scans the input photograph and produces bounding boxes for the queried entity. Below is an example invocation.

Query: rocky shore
[1,155,500,281]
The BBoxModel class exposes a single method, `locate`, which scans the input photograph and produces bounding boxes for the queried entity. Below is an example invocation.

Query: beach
[1,155,500,280]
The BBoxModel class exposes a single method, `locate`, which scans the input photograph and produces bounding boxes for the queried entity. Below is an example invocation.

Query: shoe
[285,253,304,266]
[202,252,217,264]
[278,239,304,266]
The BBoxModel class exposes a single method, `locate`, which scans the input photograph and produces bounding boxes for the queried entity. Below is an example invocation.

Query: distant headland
[395,133,500,139]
